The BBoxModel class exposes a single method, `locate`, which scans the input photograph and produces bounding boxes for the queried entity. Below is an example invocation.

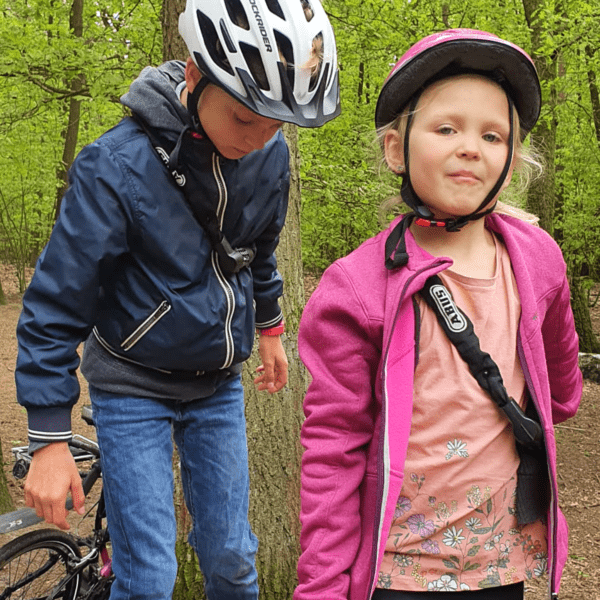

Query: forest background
[0,0,599,598]
[2,0,600,346]
[2,0,600,348]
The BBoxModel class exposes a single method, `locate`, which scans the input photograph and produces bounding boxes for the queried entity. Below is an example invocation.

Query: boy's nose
[246,127,275,151]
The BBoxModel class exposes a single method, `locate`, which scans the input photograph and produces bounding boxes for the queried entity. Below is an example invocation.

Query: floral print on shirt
[378,467,548,592]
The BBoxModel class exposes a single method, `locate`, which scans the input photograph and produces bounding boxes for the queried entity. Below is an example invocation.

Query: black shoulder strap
[419,274,543,450]
[385,214,414,270]
[131,115,255,274]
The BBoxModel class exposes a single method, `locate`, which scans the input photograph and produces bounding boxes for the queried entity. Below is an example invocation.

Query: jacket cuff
[255,308,284,330]
[27,407,73,445]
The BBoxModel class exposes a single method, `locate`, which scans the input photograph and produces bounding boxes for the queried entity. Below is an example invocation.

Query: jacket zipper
[94,327,172,374]
[369,260,447,599]
[517,335,556,600]
[212,154,235,368]
[120,301,171,351]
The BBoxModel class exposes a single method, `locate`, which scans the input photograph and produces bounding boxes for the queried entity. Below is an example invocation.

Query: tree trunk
[173,125,305,600]
[173,450,204,599]
[162,0,306,595]
[586,45,600,145]
[576,49,600,352]
[161,0,188,61]
[571,279,600,353]
[0,439,15,514]
[243,123,306,599]
[53,0,85,221]
[159,2,206,597]
[522,0,558,236]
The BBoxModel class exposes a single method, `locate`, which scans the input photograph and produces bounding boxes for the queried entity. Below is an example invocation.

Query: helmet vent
[220,20,237,53]
[240,42,270,91]
[224,0,250,30]
[197,10,235,76]
[265,0,285,19]
[301,0,315,21]
[308,33,323,92]
[274,31,295,89]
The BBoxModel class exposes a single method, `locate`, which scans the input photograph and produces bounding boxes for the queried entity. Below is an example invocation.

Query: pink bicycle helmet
[375,29,540,135]
[375,29,541,232]
[179,0,340,128]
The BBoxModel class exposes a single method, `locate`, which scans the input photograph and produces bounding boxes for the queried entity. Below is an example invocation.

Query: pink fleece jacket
[295,213,582,600]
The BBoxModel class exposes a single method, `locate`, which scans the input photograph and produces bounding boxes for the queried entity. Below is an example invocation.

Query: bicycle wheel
[0,528,81,600]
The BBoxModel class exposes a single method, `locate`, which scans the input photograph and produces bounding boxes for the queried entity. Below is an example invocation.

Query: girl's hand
[254,334,288,393]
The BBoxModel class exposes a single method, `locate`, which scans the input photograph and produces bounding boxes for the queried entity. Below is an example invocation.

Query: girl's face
[385,75,513,219]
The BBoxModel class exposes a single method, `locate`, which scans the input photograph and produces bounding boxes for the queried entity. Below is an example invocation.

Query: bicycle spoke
[0,537,80,600]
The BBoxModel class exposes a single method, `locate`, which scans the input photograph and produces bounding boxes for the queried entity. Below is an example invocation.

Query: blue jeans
[89,375,259,600]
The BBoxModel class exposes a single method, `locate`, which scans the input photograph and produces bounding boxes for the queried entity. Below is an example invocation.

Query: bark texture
[53,0,85,221]
[243,123,306,599]
[0,440,15,514]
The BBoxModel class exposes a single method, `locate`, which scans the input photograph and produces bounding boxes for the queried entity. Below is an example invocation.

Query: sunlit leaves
[299,0,600,281]
[0,0,162,268]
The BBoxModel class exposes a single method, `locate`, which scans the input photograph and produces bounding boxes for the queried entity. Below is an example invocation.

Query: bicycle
[0,406,113,599]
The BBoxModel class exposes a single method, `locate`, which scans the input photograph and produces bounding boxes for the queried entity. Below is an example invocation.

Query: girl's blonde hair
[377,76,544,225]
[231,1,323,90]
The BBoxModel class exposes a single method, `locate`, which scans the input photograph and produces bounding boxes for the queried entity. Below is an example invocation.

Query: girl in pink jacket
[295,30,582,600]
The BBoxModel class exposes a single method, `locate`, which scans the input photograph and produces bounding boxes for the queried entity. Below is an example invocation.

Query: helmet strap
[400,93,435,220]
[400,89,515,232]
[185,76,228,159]
[186,76,211,138]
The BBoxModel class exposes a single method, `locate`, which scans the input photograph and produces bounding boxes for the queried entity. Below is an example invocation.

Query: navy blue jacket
[16,63,290,443]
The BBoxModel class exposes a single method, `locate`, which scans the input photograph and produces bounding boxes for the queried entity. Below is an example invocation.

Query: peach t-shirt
[378,236,547,592]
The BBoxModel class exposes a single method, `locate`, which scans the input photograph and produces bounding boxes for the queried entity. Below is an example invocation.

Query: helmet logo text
[249,0,273,52]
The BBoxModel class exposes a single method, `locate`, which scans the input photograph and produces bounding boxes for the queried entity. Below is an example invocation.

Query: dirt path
[1,273,599,598]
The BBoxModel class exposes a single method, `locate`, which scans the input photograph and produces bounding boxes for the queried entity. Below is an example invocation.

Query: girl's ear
[384,129,405,174]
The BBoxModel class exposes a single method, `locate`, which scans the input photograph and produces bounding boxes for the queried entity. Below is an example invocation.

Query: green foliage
[1,0,600,319]
[299,0,600,314]
[299,0,536,272]
[0,0,162,270]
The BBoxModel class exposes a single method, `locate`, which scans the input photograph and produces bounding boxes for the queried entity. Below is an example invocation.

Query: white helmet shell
[179,0,340,127]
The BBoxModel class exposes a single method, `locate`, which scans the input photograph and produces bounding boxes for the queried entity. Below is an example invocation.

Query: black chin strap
[186,77,211,138]
[400,92,515,232]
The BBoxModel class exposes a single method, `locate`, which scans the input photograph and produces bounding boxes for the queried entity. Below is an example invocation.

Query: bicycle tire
[0,528,81,600]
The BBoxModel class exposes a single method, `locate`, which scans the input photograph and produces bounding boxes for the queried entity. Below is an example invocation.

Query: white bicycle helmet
[179,0,340,128]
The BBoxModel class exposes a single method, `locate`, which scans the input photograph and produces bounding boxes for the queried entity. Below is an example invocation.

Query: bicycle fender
[0,507,43,534]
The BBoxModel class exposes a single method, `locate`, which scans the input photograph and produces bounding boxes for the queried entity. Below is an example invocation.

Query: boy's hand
[24,442,86,530]
[254,334,288,393]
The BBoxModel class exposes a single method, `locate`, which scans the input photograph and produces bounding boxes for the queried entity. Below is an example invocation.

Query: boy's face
[196,84,283,160]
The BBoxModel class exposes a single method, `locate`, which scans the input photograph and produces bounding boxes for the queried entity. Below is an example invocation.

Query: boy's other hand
[254,334,288,393]
[24,442,86,530]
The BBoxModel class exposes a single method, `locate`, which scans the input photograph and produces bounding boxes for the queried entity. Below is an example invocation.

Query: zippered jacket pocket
[120,300,171,351]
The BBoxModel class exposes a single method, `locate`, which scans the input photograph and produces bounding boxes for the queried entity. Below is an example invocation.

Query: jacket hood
[120,61,192,140]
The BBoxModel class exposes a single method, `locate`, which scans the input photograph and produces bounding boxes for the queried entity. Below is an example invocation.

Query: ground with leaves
[0,268,598,598]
